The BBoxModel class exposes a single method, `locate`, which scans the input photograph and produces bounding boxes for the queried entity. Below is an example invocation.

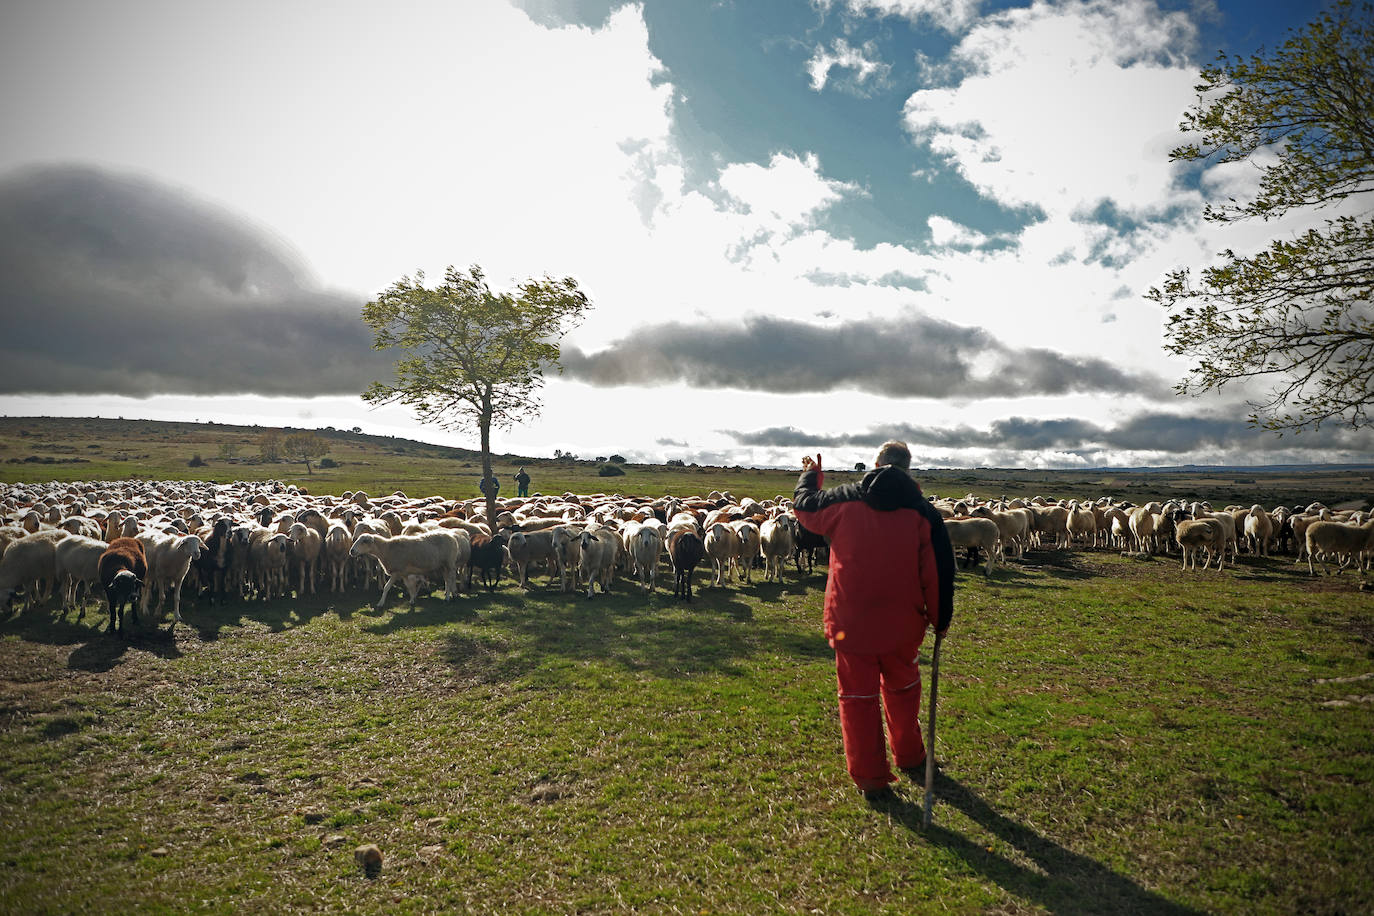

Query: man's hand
[801,453,822,473]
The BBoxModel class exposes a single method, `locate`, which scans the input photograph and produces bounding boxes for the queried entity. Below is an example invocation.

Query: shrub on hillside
[187,454,207,467]
[597,463,626,477]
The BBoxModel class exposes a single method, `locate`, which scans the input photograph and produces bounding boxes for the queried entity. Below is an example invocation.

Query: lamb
[1305,519,1374,576]
[1176,518,1227,571]
[350,530,462,608]
[54,533,110,616]
[760,515,796,582]
[98,537,146,636]
[671,530,705,601]
[137,532,204,624]
[944,517,999,578]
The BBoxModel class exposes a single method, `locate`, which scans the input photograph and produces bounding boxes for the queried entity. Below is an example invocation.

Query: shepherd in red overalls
[794,441,955,799]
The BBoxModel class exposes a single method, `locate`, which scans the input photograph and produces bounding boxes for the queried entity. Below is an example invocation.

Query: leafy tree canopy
[362,264,591,520]
[1150,0,1374,433]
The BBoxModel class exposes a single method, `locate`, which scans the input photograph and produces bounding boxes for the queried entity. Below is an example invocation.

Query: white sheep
[729,520,761,584]
[760,515,796,582]
[1305,519,1374,576]
[1128,507,1156,555]
[287,522,323,596]
[704,522,741,587]
[137,532,204,623]
[578,527,617,599]
[1243,505,1274,557]
[54,533,110,615]
[506,528,561,590]
[0,529,69,610]
[631,523,664,592]
[1176,518,1226,571]
[945,517,999,578]
[323,522,352,593]
[349,531,461,609]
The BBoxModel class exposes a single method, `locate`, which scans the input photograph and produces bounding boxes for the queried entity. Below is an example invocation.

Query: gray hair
[874,440,911,470]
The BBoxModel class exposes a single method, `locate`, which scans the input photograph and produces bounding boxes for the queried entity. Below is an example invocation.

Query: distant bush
[609,454,627,464]
[319,457,340,469]
[665,459,686,467]
[187,454,207,467]
[597,463,626,477]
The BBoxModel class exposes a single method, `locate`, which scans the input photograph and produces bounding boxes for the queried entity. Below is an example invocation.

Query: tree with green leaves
[282,432,330,475]
[362,265,591,526]
[1149,0,1373,433]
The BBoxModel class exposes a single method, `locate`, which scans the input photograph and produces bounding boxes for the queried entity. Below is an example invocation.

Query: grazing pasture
[0,417,1370,912]
[1,539,1371,911]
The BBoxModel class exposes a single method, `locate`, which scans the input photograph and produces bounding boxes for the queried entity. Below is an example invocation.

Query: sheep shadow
[429,586,830,684]
[0,600,183,668]
[878,773,1204,915]
[1014,550,1098,581]
[67,623,183,671]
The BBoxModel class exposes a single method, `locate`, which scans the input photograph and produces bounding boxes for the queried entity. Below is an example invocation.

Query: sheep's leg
[376,574,399,609]
[171,575,184,623]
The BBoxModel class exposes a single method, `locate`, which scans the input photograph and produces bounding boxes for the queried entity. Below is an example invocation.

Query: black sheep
[98,537,146,637]
[671,531,704,601]
[466,534,508,591]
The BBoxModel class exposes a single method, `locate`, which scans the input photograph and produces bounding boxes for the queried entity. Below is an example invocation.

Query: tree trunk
[480,403,496,533]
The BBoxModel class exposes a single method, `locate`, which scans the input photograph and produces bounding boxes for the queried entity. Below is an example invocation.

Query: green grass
[0,550,1370,913]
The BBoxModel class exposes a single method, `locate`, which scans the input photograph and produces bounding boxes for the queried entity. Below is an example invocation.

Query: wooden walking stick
[923,631,944,829]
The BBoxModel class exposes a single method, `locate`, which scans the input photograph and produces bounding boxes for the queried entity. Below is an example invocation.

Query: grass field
[1,416,1372,912]
[0,546,1370,914]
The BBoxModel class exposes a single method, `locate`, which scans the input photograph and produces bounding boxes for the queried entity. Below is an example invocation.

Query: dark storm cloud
[561,313,1171,399]
[0,164,393,397]
[725,412,1374,453]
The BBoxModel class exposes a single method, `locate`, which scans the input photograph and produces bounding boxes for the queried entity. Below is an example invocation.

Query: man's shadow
[874,773,1203,915]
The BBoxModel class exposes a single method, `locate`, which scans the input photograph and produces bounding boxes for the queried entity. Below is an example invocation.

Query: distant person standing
[793,441,955,801]
[515,466,531,498]
[478,475,501,498]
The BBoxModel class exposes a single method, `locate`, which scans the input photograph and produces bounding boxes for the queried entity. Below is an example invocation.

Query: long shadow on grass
[881,774,1203,915]
[399,584,834,684]
[0,602,184,669]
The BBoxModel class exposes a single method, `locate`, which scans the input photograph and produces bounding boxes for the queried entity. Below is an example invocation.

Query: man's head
[874,440,911,470]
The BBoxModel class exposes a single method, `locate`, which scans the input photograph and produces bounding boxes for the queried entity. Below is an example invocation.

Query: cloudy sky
[2,0,1369,469]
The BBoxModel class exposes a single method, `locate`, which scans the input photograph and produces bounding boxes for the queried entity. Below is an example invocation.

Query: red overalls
[796,480,942,791]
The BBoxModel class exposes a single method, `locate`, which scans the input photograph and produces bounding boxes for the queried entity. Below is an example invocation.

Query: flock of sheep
[0,478,1369,637]
[941,495,1373,577]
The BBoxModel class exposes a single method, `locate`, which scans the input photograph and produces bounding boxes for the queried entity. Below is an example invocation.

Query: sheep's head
[109,570,143,603]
